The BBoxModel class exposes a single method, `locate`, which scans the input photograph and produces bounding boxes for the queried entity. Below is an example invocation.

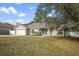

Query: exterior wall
[41,29,58,36]
[0,29,10,35]
[42,29,64,36]
[52,30,58,36]
[45,29,59,36]
[46,29,51,36]
[46,29,64,36]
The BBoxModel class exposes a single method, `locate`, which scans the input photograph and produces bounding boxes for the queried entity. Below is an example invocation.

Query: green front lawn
[0,36,79,56]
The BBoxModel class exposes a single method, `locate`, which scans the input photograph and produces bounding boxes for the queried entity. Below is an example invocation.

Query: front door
[41,29,47,35]
[26,28,30,35]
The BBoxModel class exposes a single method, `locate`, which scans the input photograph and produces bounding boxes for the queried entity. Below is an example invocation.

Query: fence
[69,32,79,37]
[52,30,79,37]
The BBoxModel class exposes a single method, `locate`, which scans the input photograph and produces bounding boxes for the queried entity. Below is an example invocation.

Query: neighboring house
[0,23,14,35]
[55,23,79,37]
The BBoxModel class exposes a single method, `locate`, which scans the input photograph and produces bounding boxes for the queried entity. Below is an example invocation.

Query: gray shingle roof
[27,22,46,29]
[15,22,46,29]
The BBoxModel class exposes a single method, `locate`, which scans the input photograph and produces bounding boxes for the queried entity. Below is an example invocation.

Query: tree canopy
[32,3,79,31]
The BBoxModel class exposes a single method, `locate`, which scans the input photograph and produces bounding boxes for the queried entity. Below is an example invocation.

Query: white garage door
[16,30,26,35]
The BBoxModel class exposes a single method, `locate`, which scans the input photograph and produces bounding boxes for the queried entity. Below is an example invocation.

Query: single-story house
[0,23,14,35]
[9,22,68,36]
[10,22,51,36]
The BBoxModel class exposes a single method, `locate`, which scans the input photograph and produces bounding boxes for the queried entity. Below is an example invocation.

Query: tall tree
[33,3,79,36]
[34,4,61,36]
[54,4,79,27]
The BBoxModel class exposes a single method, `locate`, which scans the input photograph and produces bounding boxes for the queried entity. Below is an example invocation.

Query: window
[44,29,47,34]
[58,29,63,34]
[42,29,47,34]
[32,29,34,33]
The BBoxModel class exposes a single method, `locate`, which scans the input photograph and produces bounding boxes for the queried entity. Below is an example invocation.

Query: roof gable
[16,25,26,30]
[27,22,46,28]
[0,22,14,29]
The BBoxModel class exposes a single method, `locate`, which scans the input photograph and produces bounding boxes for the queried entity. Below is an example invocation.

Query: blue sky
[0,3,39,24]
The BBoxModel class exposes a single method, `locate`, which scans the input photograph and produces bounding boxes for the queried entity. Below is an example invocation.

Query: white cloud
[0,6,18,15]
[8,6,18,15]
[18,12,26,17]
[29,7,33,10]
[0,7,10,14]
[16,19,25,24]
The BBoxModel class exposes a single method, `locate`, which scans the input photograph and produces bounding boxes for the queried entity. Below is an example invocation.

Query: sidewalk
[0,35,18,37]
[0,35,44,37]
